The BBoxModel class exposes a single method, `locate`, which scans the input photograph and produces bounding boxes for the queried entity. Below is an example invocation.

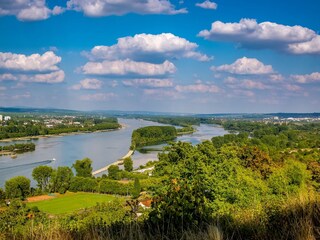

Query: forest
[0,119,319,239]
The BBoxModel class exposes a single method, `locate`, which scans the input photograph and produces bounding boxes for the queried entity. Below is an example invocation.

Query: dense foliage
[131,126,177,149]
[1,119,320,239]
[5,176,31,200]
[72,158,93,177]
[123,157,133,172]
[32,166,53,192]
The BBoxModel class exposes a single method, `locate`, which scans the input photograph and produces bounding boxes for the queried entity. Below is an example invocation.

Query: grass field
[27,192,119,215]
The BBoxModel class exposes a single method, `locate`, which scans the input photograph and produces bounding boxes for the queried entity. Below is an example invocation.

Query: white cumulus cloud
[291,72,320,84]
[88,33,211,62]
[198,18,320,55]
[82,59,176,77]
[67,0,187,17]
[0,0,64,21]
[211,57,274,75]
[195,1,217,10]
[0,51,61,72]
[287,36,320,55]
[0,51,64,84]
[122,78,173,88]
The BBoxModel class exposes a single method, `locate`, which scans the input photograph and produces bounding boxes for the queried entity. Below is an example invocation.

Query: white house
[0,115,2,121]
[4,116,11,121]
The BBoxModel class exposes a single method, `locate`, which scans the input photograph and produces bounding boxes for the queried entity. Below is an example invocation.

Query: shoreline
[0,126,122,143]
[92,149,134,176]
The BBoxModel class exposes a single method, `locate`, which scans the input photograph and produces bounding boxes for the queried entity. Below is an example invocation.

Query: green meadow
[27,192,119,215]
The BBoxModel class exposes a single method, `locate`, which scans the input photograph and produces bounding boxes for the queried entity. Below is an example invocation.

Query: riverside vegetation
[0,116,120,140]
[0,119,319,239]
[0,143,35,156]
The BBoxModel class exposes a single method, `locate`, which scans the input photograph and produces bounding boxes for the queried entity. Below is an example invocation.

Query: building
[4,116,11,121]
[0,115,2,121]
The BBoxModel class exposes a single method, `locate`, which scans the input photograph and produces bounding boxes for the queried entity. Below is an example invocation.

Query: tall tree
[132,178,141,199]
[123,157,133,172]
[32,166,53,192]
[108,165,120,180]
[51,166,74,194]
[72,158,93,177]
[5,176,30,200]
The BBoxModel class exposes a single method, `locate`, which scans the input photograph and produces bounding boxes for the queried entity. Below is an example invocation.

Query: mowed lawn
[27,192,119,215]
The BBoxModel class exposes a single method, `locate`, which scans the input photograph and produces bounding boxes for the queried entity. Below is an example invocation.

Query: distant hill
[0,107,319,119]
[0,107,81,114]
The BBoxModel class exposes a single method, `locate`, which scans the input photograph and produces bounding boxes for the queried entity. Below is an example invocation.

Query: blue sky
[0,0,319,113]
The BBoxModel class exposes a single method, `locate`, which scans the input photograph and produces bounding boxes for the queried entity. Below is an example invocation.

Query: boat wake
[0,159,54,171]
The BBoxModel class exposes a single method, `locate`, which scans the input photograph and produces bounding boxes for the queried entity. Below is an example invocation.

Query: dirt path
[26,194,55,202]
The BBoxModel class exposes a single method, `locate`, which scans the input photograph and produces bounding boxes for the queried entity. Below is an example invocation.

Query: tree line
[0,118,120,140]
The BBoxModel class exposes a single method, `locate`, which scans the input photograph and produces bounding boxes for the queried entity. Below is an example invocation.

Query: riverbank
[0,126,122,143]
[0,150,14,156]
[92,149,134,176]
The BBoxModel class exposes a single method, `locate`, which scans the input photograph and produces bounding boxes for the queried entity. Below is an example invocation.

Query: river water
[0,118,228,187]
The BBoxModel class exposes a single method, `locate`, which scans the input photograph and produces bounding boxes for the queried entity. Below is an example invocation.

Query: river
[0,118,228,187]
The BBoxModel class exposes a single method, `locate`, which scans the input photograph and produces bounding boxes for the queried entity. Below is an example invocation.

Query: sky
[0,0,319,114]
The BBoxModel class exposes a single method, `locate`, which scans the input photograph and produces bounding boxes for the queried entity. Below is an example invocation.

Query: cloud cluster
[224,78,270,90]
[0,0,64,21]
[141,81,221,101]
[81,33,212,91]
[291,72,320,83]
[122,78,173,88]
[82,59,176,77]
[211,57,274,75]
[195,1,217,10]
[66,0,187,17]
[0,51,64,83]
[198,18,320,55]
[175,83,220,93]
[0,51,61,72]
[213,56,320,103]
[1,0,185,21]
[88,33,211,62]
[71,78,103,90]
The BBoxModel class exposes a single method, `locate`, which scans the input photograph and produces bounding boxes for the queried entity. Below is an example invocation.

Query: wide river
[0,118,228,187]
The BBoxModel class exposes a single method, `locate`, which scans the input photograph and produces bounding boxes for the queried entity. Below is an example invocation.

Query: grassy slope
[27,192,118,214]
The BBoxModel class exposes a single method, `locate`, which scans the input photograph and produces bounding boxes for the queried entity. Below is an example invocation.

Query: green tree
[123,157,133,172]
[51,166,74,193]
[72,158,93,177]
[132,178,141,199]
[108,165,120,180]
[32,166,53,192]
[5,176,30,199]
